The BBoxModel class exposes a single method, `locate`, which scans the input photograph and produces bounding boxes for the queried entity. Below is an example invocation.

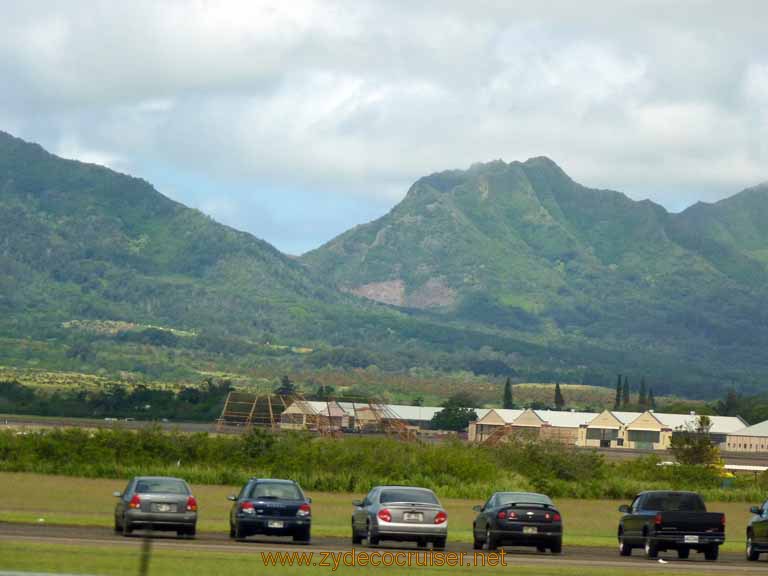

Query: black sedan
[228,478,311,543]
[747,498,768,561]
[472,492,562,553]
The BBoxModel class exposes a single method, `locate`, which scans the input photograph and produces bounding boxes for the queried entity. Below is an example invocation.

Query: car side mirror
[113,491,122,498]
[750,506,762,515]
[352,499,363,507]
[227,495,237,501]
[472,505,482,512]
[307,497,312,504]
[618,505,631,513]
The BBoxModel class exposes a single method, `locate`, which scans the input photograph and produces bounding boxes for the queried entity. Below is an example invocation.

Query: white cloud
[1,0,767,250]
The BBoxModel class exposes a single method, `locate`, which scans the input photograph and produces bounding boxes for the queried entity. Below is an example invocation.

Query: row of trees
[502,378,565,410]
[613,374,656,411]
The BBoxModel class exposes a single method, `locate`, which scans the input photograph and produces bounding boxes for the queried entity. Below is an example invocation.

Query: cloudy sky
[2,1,766,254]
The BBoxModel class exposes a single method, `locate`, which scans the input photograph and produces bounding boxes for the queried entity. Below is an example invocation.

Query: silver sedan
[352,486,447,549]
[114,476,198,537]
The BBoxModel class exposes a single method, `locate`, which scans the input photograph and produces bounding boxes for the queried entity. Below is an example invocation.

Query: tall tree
[638,377,647,409]
[669,415,720,466]
[648,388,656,410]
[614,374,622,410]
[503,377,514,409]
[275,375,296,396]
[622,376,630,408]
[554,382,565,410]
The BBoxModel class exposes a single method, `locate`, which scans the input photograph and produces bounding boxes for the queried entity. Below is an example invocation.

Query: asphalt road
[1,522,766,573]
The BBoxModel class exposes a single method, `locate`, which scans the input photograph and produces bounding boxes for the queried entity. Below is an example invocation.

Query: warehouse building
[724,420,768,453]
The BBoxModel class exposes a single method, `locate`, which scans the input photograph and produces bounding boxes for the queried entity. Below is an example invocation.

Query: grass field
[0,472,754,551]
[0,541,738,576]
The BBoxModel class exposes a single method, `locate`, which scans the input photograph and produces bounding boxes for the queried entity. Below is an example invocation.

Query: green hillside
[2,131,768,398]
[303,157,768,392]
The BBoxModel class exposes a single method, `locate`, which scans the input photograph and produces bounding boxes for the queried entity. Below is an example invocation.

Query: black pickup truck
[617,491,725,560]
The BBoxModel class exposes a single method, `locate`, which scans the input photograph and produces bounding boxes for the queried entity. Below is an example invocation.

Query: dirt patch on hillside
[349,279,405,306]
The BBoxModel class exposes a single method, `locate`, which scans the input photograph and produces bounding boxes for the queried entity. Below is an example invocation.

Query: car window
[495,492,553,507]
[134,479,189,495]
[631,496,641,513]
[380,489,438,505]
[642,493,705,512]
[249,482,303,500]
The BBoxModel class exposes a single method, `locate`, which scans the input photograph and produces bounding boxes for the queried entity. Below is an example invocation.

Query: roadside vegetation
[0,427,765,502]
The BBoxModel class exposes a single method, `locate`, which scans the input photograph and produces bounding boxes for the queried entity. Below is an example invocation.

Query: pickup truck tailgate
[657,511,724,534]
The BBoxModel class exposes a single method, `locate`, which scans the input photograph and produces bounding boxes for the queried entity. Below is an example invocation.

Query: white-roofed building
[281,401,489,433]
[468,408,594,444]
[725,420,768,453]
[577,410,745,450]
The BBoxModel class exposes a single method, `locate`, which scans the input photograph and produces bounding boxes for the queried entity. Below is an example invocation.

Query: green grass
[0,541,739,576]
[0,472,754,552]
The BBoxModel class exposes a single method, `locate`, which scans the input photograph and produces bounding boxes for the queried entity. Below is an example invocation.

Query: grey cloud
[1,0,767,251]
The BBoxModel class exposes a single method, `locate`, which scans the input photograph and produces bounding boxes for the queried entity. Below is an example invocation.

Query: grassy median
[0,541,745,576]
[0,472,754,551]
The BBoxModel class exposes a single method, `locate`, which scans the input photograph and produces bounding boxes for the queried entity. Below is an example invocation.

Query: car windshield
[496,492,553,507]
[134,479,189,494]
[643,493,705,512]
[249,482,303,500]
[380,489,438,505]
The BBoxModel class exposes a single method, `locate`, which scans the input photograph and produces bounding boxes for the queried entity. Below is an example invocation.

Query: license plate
[153,504,174,513]
[684,535,699,544]
[403,512,423,522]
[523,526,538,534]
[267,520,284,529]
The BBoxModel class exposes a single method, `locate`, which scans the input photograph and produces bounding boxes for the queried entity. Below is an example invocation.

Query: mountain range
[2,130,767,397]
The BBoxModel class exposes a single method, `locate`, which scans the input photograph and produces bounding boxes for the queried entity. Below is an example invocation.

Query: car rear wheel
[618,533,632,556]
[366,523,379,546]
[644,538,658,559]
[677,547,689,559]
[433,537,446,550]
[234,523,246,541]
[473,529,483,550]
[122,517,133,537]
[113,516,121,533]
[704,545,719,561]
[293,528,311,544]
[352,524,362,545]
[747,535,760,561]
[485,527,497,551]
[550,538,562,554]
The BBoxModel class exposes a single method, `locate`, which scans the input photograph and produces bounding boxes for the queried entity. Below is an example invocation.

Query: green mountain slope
[0,130,341,341]
[3,130,768,397]
[303,157,768,362]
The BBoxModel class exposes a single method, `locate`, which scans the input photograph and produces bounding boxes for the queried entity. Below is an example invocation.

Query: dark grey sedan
[228,478,312,543]
[352,486,447,549]
[113,476,197,537]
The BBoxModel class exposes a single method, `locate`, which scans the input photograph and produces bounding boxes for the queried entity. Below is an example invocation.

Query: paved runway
[1,522,766,573]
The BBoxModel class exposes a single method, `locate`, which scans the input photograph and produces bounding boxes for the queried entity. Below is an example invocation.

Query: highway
[1,522,765,573]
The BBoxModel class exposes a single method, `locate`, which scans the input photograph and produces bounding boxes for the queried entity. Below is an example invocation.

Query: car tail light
[378,509,392,523]
[240,501,255,514]
[186,496,198,512]
[553,513,561,522]
[654,513,662,527]
[128,495,141,509]
[434,511,447,525]
[297,503,311,517]
[497,510,507,520]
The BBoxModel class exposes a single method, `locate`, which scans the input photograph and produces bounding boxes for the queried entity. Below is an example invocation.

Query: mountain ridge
[3,129,768,396]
